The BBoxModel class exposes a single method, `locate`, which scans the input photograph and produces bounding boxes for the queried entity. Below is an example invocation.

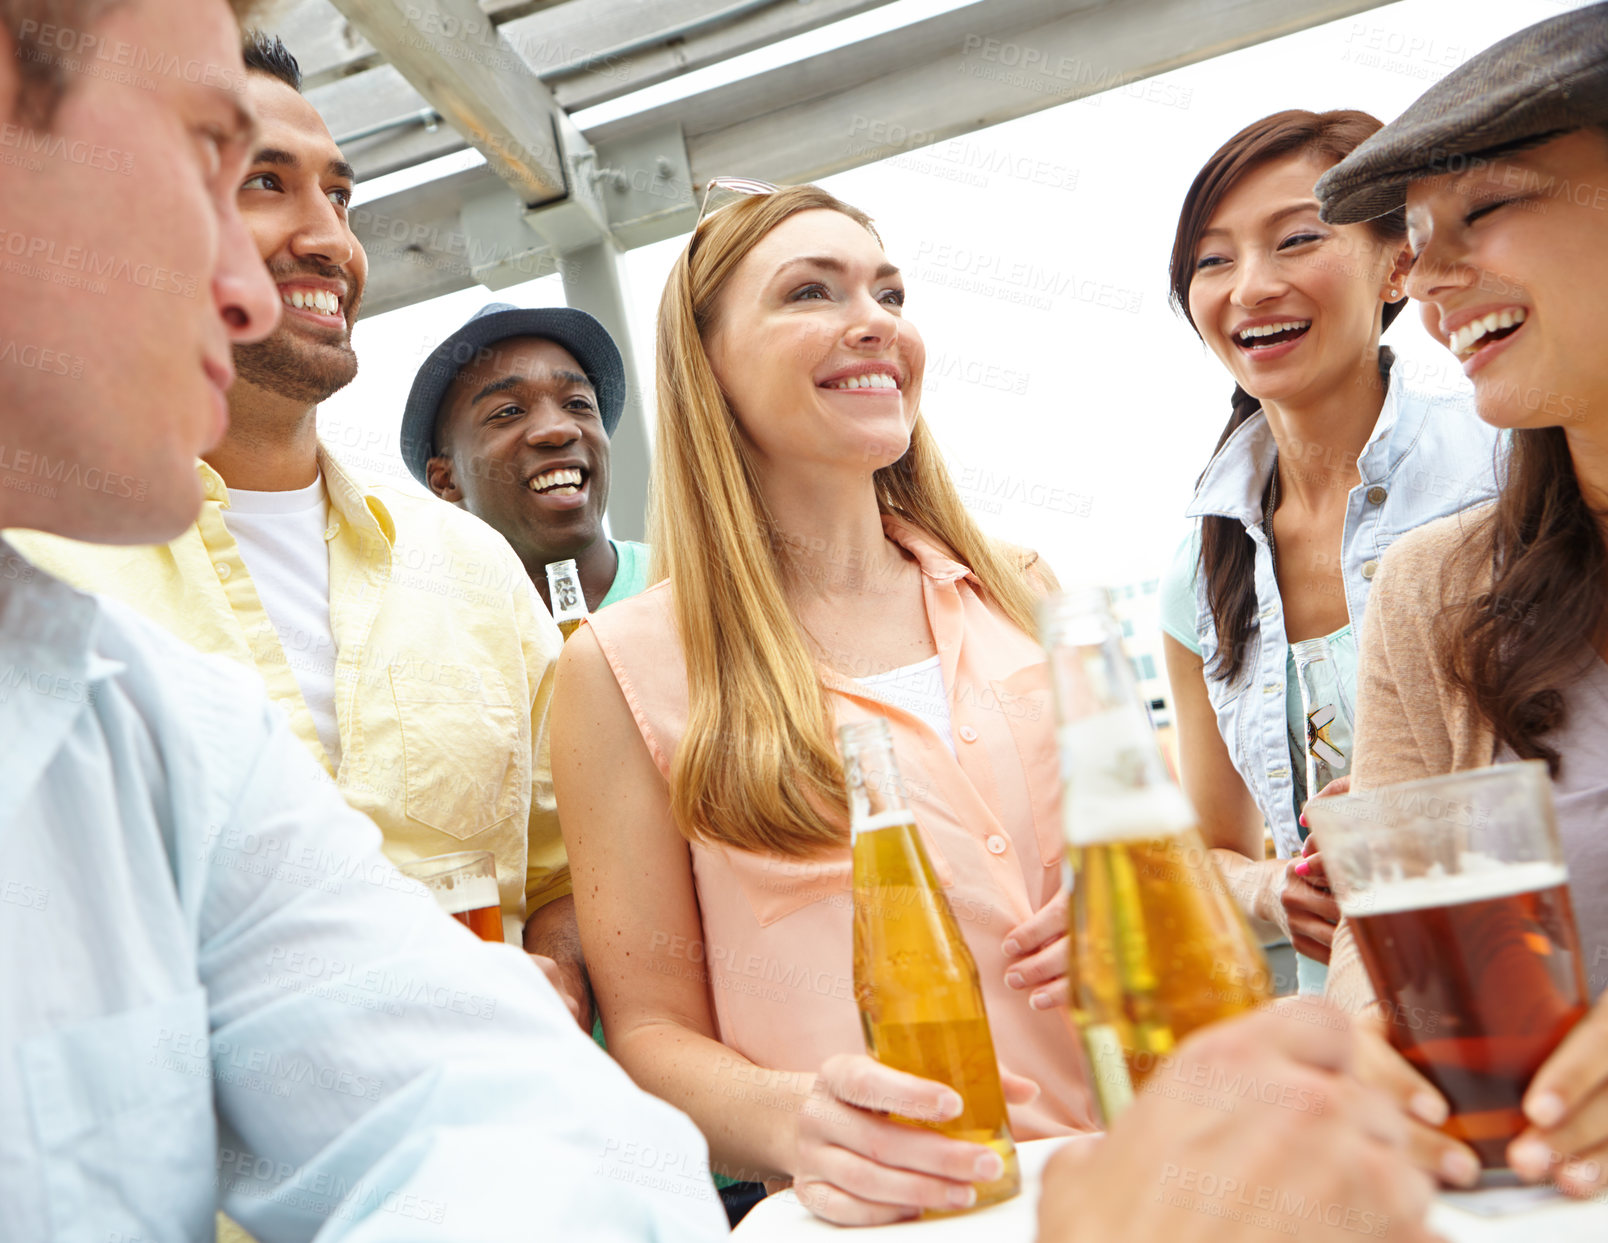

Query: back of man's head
[3,0,263,121]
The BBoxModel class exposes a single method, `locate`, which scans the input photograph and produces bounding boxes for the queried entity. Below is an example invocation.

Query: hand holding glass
[1304,762,1588,1169]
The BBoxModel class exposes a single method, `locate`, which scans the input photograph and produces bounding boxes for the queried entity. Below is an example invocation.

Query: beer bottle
[1291,636,1352,995]
[1042,590,1271,1124]
[545,559,588,639]
[840,719,1020,1212]
[1292,636,1353,814]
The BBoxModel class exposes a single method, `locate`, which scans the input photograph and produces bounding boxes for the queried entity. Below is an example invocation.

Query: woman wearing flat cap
[1313,0,1608,1200]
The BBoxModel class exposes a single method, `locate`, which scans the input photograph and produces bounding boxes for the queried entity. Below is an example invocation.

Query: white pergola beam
[273,0,545,88]
[352,0,1393,316]
[328,0,570,205]
[308,0,901,184]
[593,0,1390,185]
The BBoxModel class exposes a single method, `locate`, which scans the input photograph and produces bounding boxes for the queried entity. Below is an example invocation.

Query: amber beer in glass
[545,558,588,639]
[840,719,1020,1212]
[1305,762,1588,1169]
[1042,590,1271,1123]
[398,850,504,943]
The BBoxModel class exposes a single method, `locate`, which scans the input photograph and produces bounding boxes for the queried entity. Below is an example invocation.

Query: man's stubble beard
[234,330,359,405]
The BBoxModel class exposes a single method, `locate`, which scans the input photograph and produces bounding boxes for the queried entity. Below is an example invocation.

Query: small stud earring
[1388,288,1400,300]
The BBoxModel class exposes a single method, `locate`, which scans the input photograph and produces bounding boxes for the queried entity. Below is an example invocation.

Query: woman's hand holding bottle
[1286,776,1349,962]
[789,1055,1039,1226]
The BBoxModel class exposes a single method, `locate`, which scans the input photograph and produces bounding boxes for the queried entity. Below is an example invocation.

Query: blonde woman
[551,184,1096,1227]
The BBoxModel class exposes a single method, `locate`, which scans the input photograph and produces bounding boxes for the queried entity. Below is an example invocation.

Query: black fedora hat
[400,303,626,487]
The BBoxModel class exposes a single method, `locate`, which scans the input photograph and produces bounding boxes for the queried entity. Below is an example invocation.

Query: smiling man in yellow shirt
[9,34,587,1025]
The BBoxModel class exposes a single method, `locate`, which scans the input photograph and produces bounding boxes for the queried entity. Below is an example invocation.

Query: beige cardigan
[1327,505,1500,1006]
[1351,504,1500,785]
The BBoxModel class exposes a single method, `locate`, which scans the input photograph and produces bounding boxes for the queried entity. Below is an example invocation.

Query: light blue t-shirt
[1161,532,1356,823]
[1162,535,1358,997]
[1162,354,1499,865]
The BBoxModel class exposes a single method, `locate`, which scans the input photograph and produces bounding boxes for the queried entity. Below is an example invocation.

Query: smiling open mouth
[1450,309,1526,361]
[529,467,585,497]
[1235,320,1310,350]
[821,372,899,391]
[281,288,342,317]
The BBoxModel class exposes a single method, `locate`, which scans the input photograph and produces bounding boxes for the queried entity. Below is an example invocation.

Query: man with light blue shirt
[0,2,726,1239]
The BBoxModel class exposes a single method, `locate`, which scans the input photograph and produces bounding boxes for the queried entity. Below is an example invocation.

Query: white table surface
[733,1138,1608,1241]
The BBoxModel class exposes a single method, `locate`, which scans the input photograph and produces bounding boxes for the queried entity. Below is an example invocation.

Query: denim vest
[1185,358,1501,859]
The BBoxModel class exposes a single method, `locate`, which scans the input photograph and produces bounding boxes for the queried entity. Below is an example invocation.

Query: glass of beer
[398,850,503,943]
[1303,762,1588,1169]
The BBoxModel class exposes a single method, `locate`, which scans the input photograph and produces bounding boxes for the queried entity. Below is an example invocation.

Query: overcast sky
[315,0,1583,587]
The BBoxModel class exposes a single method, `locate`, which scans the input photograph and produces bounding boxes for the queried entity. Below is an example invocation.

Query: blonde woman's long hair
[652,184,1043,857]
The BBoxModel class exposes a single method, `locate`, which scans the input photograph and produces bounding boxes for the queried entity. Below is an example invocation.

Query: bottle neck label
[547,566,587,624]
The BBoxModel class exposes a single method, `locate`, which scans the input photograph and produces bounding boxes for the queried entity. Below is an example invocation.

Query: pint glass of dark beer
[1304,762,1587,1169]
[398,850,504,943]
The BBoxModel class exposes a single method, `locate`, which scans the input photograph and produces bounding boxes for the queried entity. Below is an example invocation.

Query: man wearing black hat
[14,34,592,1028]
[403,304,651,620]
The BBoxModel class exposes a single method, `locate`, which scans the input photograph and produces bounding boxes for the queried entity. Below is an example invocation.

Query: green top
[598,539,652,610]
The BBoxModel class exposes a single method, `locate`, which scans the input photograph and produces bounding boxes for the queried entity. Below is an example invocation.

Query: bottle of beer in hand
[545,559,588,639]
[1042,590,1271,1124]
[840,719,1020,1212]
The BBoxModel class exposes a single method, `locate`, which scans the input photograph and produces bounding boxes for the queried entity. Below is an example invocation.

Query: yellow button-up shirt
[11,445,566,936]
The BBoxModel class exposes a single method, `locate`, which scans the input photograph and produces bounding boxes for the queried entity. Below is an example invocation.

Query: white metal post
[561,240,650,544]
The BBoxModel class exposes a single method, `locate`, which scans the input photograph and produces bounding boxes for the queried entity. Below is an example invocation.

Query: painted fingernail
[1409,1091,1449,1126]
[1299,812,1309,828]
[1510,1138,1551,1178]
[1440,1149,1480,1187]
[1293,859,1311,877]
[1005,972,1025,989]
[948,1185,977,1208]
[1001,939,1020,957]
[1526,1091,1567,1128]
[974,1152,1005,1180]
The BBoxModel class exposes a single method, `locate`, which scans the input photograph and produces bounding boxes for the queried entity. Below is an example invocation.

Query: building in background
[1107,577,1178,774]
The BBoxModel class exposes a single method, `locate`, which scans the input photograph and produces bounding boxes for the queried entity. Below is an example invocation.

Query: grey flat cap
[1317,3,1608,224]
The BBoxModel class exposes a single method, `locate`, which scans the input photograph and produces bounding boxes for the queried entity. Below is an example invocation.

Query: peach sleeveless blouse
[585,517,1096,1138]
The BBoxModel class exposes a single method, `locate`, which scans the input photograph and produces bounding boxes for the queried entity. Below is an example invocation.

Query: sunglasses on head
[695,176,780,231]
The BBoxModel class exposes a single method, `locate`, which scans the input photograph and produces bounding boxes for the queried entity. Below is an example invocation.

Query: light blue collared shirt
[0,541,727,1243]
[1162,355,1502,859]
